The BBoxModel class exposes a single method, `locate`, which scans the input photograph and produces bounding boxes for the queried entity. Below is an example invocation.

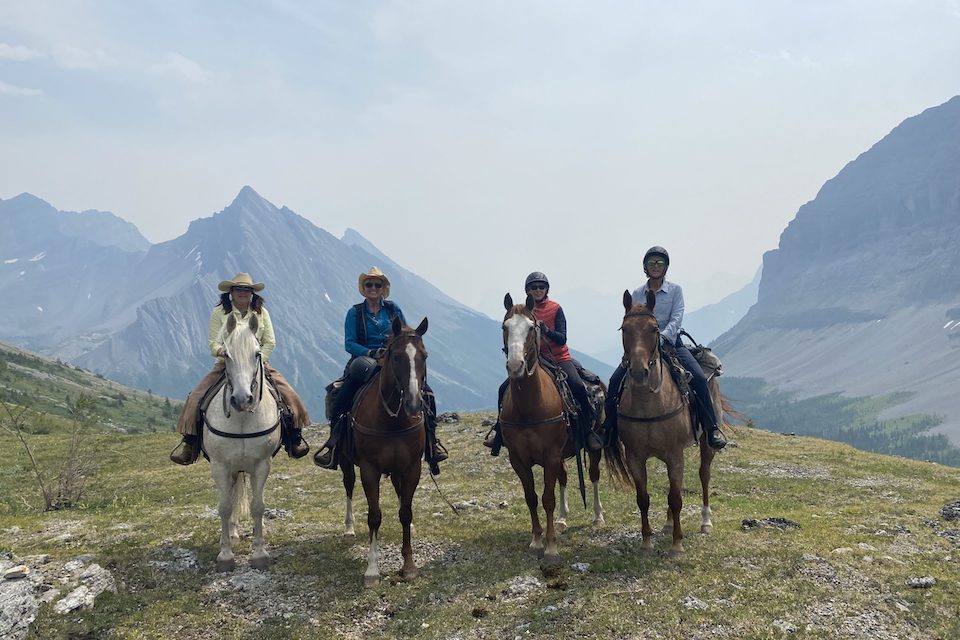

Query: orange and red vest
[534,298,571,363]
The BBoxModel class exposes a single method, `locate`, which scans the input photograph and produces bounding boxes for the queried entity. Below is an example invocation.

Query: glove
[368,348,386,359]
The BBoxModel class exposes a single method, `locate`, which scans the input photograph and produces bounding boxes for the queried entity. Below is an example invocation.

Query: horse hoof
[593,516,605,527]
[540,553,562,571]
[343,530,356,540]
[555,521,568,535]
[701,524,713,535]
[528,546,545,559]
[401,568,419,582]
[250,556,272,571]
[363,574,381,588]
[668,548,684,558]
[216,558,236,572]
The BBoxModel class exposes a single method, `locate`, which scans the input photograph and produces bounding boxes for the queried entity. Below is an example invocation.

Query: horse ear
[503,293,513,310]
[646,290,656,311]
[248,312,259,334]
[622,290,632,311]
[415,317,428,336]
[392,314,403,335]
[225,313,237,334]
[525,294,535,311]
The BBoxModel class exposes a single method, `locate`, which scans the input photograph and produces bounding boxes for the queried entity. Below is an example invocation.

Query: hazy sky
[3,0,960,318]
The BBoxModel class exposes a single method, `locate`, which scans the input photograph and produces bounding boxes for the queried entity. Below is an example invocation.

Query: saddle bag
[679,330,723,378]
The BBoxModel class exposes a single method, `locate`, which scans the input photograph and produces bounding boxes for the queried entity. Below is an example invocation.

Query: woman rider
[602,246,727,450]
[484,271,601,456]
[170,272,310,465]
[313,267,449,475]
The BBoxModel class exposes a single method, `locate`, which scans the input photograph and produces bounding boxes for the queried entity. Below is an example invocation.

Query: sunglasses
[645,260,666,268]
[364,282,384,289]
[232,287,254,293]
[527,284,548,291]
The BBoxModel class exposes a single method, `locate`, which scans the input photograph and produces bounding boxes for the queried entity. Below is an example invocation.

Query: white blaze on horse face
[504,314,534,378]
[405,342,419,399]
[223,324,260,411]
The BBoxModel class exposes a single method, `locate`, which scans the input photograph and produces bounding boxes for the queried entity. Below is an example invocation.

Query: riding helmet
[643,246,670,276]
[524,271,550,292]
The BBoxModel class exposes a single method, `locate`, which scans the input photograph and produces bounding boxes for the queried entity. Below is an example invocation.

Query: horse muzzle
[230,393,256,413]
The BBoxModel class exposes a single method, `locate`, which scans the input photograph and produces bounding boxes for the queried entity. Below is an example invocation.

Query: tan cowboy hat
[218,272,265,293]
[358,266,391,297]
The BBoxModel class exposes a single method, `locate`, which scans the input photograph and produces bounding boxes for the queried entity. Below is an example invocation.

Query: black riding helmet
[642,246,670,277]
[524,271,550,293]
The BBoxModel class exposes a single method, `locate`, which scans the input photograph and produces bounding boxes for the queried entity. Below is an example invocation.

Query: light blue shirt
[632,280,684,346]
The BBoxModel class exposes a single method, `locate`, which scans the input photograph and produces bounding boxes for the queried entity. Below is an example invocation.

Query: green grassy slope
[0,341,181,433]
[2,418,958,639]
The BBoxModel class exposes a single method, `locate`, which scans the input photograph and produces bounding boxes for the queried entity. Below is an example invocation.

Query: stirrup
[170,439,199,466]
[313,445,338,469]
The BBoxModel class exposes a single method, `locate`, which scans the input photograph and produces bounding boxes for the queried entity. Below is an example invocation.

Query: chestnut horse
[500,293,604,570]
[605,289,720,555]
[338,315,429,587]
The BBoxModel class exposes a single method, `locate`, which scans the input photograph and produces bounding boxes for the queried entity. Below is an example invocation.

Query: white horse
[202,312,281,571]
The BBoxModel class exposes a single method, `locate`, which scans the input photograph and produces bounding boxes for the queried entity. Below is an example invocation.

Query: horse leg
[666,454,685,556]
[588,449,604,526]
[211,464,236,571]
[249,459,272,570]
[699,439,716,534]
[541,459,562,570]
[392,465,421,581]
[342,461,356,538]
[509,455,543,557]
[555,460,569,535]
[631,459,654,553]
[360,463,383,587]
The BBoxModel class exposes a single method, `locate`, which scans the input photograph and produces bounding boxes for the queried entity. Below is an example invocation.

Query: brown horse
[605,289,720,555]
[338,315,429,587]
[500,293,604,570]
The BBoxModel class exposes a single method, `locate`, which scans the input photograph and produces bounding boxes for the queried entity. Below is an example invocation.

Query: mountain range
[714,95,960,446]
[1,187,610,416]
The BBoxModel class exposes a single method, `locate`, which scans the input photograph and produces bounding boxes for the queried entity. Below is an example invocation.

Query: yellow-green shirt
[208,306,276,362]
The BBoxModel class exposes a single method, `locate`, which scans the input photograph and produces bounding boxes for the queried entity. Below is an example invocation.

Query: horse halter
[622,308,663,394]
[379,332,425,419]
[503,309,541,377]
[222,348,264,418]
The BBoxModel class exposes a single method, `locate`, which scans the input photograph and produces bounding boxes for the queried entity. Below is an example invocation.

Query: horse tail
[602,438,633,489]
[232,472,250,522]
[718,392,743,427]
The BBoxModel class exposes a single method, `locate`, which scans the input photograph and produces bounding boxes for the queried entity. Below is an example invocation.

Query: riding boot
[483,421,503,457]
[425,417,448,476]
[285,424,310,459]
[313,417,343,470]
[170,434,200,466]
[585,414,604,451]
[705,422,728,450]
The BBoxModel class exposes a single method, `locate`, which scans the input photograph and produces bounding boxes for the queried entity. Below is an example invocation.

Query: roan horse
[338,315,430,587]
[202,312,282,571]
[500,293,604,570]
[605,289,721,555]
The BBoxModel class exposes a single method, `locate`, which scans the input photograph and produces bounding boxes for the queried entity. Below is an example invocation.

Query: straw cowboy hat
[218,272,265,293]
[358,267,391,297]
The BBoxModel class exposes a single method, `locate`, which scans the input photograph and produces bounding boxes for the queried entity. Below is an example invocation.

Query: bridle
[503,309,541,378]
[221,347,264,419]
[378,332,426,421]
[622,309,663,394]
[618,307,686,423]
